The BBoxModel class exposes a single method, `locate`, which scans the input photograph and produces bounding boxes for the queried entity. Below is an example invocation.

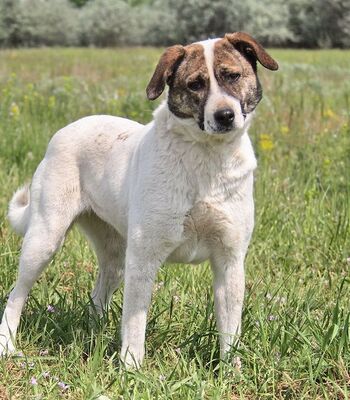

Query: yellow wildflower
[259,133,274,151]
[323,108,335,119]
[9,102,20,118]
[323,158,331,166]
[281,125,289,135]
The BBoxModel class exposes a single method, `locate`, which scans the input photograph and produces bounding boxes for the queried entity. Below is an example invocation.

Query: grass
[0,47,349,399]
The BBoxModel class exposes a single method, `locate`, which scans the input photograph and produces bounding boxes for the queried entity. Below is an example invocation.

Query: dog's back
[8,115,144,237]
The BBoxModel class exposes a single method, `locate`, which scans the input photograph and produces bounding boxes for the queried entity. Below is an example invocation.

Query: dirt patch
[0,385,9,400]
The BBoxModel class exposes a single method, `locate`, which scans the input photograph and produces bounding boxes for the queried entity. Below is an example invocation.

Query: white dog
[0,32,278,367]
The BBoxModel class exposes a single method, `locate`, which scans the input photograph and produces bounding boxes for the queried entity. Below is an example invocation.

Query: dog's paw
[89,300,105,317]
[0,324,16,357]
[0,336,15,357]
[120,347,144,370]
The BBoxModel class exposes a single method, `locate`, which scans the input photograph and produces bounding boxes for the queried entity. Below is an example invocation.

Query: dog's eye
[224,72,241,83]
[187,78,205,92]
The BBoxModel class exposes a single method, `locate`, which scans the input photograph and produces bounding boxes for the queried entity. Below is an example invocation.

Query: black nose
[214,108,235,128]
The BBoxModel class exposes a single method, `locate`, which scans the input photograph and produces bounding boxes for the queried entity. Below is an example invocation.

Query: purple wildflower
[30,377,38,385]
[57,381,69,391]
[21,361,35,369]
[47,305,55,313]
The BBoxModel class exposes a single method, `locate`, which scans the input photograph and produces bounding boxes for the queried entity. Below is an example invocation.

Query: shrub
[0,0,349,48]
[289,0,350,48]
[0,0,79,47]
[140,0,294,47]
[79,0,136,46]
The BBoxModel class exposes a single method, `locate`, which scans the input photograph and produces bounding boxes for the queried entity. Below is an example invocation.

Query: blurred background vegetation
[0,0,349,48]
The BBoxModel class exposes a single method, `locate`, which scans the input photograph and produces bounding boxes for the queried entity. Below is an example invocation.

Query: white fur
[0,40,257,368]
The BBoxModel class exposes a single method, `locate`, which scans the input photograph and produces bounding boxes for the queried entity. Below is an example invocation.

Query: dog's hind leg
[0,213,77,355]
[0,164,83,355]
[77,213,125,316]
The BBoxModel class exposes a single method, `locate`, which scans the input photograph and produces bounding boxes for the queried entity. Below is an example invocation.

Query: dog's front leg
[120,241,175,368]
[210,250,245,359]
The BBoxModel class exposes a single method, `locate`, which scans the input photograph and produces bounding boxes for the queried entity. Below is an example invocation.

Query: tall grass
[0,48,349,399]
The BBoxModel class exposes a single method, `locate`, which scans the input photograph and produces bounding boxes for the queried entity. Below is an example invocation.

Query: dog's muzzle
[214,108,235,132]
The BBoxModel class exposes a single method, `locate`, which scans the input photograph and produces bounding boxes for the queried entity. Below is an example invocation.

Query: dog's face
[147,32,278,136]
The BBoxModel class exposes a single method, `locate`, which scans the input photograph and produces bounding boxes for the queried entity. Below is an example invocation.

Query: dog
[0,32,278,367]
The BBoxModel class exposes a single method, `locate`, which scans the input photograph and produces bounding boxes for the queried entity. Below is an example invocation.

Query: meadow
[0,47,349,399]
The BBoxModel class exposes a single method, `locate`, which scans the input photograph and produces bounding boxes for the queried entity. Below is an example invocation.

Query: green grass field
[0,47,349,399]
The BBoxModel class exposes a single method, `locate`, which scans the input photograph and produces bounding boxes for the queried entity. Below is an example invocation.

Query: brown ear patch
[146,45,186,100]
[225,32,278,71]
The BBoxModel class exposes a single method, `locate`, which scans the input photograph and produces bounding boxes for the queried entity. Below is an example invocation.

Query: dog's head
[146,32,278,136]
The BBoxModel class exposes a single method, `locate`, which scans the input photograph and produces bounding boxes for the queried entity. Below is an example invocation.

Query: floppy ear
[146,45,185,100]
[225,32,278,71]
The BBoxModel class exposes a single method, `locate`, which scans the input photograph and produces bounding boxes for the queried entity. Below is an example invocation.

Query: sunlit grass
[0,48,349,399]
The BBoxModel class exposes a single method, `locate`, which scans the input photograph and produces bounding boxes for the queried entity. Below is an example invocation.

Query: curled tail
[8,184,31,236]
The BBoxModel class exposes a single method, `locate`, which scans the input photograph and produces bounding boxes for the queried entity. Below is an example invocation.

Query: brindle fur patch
[213,39,262,115]
[168,44,209,129]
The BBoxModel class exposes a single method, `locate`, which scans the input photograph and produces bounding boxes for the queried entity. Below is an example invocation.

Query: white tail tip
[8,184,31,236]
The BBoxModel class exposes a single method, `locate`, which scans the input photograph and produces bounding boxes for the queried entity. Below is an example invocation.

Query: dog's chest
[165,147,254,264]
[167,200,235,264]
